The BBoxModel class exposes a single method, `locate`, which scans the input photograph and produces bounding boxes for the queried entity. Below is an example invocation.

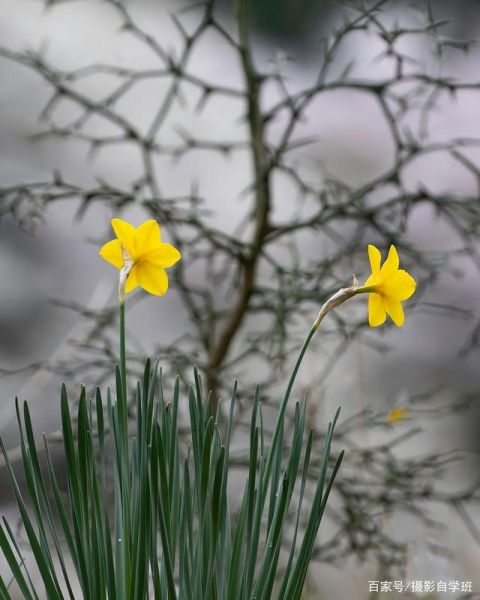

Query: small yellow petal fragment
[387,407,408,424]
[136,262,169,296]
[99,239,124,269]
[146,244,182,268]
[135,220,162,253]
[111,218,137,254]
[383,296,405,327]
[125,267,139,294]
[368,293,386,327]
[380,245,399,278]
[368,244,382,278]
[382,270,416,301]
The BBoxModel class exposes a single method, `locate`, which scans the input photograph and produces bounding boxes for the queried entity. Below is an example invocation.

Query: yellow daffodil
[359,244,416,328]
[387,406,408,424]
[99,218,181,298]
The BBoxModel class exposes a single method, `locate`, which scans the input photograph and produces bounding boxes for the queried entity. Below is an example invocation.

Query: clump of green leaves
[0,361,343,599]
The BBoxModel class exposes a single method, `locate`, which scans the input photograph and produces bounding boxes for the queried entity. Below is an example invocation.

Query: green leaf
[0,518,35,600]
[0,436,62,599]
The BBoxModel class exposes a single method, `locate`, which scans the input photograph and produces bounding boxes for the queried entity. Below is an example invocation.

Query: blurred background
[1,0,480,597]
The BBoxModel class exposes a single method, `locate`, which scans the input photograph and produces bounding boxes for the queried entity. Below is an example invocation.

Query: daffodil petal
[125,266,139,293]
[136,220,162,253]
[111,218,137,254]
[380,245,399,278]
[99,239,123,269]
[387,407,408,424]
[368,293,386,327]
[136,262,168,296]
[383,296,405,327]
[368,245,382,277]
[382,270,416,301]
[145,243,181,268]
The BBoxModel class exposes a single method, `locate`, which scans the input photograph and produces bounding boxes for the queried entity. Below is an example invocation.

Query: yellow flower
[99,218,181,296]
[387,406,408,424]
[361,244,416,328]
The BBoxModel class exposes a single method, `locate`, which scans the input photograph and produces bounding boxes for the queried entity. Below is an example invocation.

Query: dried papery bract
[313,275,359,330]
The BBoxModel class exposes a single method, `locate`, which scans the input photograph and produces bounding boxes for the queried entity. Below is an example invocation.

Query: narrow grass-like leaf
[0,519,35,600]
[225,482,248,600]
[0,571,10,600]
[277,429,314,598]
[179,457,193,600]
[211,446,225,548]
[22,401,76,600]
[14,400,63,597]
[253,474,290,598]
[267,416,284,533]
[283,409,343,599]
[0,437,61,599]
[151,423,177,600]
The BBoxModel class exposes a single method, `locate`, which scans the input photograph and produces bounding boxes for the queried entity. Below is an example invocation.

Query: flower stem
[117,295,131,594]
[119,300,127,407]
[261,279,357,499]
[118,264,129,416]
[261,326,316,495]
[355,284,376,294]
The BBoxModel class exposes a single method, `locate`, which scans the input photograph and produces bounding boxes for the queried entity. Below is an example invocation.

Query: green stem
[355,284,376,294]
[261,326,316,496]
[117,299,131,595]
[119,300,127,406]
[118,300,130,461]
